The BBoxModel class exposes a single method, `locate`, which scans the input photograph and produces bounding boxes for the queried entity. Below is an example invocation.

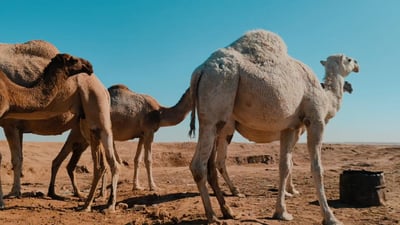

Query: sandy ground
[0,141,399,225]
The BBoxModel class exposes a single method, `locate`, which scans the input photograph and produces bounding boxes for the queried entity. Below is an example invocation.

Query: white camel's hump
[228,30,288,62]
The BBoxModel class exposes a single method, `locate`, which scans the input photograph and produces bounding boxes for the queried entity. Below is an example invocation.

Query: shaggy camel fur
[0,53,93,208]
[0,50,120,212]
[188,30,359,225]
[48,84,192,199]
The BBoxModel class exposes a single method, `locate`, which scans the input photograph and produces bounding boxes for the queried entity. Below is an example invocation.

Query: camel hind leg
[48,126,88,199]
[100,130,120,212]
[143,132,157,191]
[190,67,239,223]
[215,119,245,198]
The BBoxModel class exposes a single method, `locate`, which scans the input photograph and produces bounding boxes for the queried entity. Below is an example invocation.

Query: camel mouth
[353,65,359,73]
[83,63,94,75]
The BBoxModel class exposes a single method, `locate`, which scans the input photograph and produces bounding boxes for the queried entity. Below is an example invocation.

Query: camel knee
[190,161,207,183]
[144,157,152,167]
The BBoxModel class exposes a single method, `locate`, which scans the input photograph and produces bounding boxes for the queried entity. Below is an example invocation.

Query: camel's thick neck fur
[323,72,345,119]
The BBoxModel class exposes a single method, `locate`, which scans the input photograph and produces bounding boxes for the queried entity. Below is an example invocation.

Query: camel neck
[323,72,344,118]
[159,88,192,127]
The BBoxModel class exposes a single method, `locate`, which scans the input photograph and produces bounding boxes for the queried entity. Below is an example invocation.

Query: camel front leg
[3,127,23,198]
[273,129,298,221]
[307,121,342,225]
[132,137,144,190]
[81,130,106,212]
[143,133,157,191]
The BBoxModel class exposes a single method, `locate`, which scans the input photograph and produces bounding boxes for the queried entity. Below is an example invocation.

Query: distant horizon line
[2,140,398,146]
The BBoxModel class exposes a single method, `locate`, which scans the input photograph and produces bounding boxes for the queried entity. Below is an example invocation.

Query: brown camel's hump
[108,84,131,92]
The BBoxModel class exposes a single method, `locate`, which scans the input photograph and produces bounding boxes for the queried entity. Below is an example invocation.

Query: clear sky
[0,0,399,143]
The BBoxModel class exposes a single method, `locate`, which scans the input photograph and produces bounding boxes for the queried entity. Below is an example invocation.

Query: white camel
[188,30,359,225]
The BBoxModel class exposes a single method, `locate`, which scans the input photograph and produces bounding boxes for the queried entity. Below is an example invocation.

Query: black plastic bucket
[339,170,386,206]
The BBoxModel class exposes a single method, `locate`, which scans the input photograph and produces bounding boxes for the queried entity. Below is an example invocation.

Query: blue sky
[0,1,399,143]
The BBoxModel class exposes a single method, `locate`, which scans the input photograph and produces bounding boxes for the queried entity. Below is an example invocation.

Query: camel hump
[108,84,131,92]
[228,30,288,64]
[13,40,59,59]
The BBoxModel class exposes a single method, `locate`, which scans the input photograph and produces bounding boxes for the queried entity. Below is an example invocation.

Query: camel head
[47,53,93,77]
[320,54,359,78]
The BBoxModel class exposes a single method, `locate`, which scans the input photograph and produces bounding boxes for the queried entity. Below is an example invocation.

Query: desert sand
[0,141,399,225]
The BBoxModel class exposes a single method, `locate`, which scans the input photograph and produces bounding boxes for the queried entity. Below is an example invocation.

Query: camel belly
[236,123,280,143]
[233,71,305,131]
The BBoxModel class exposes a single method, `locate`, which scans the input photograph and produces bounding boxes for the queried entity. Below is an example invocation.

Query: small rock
[117,202,129,210]
[133,204,146,211]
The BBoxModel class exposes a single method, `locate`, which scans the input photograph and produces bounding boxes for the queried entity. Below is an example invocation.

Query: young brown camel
[0,52,120,212]
[188,30,359,225]
[48,84,192,199]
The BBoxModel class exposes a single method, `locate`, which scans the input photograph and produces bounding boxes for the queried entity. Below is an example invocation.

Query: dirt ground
[0,141,399,225]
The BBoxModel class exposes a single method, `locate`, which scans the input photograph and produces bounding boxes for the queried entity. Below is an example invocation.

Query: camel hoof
[4,191,21,199]
[102,205,116,213]
[222,205,237,219]
[272,211,293,221]
[323,218,343,225]
[208,215,223,225]
[77,205,92,212]
[48,193,67,201]
[132,185,144,191]
[235,193,246,198]
[149,185,159,191]
[232,189,245,198]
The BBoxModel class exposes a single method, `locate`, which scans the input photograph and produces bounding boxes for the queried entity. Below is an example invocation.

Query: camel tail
[188,70,203,138]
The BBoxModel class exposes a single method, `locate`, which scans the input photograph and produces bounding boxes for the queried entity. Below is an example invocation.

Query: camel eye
[347,58,352,62]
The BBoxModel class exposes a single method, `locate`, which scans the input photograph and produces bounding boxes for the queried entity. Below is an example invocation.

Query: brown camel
[0,53,93,208]
[48,84,192,199]
[0,51,120,212]
[0,53,93,119]
[188,30,359,225]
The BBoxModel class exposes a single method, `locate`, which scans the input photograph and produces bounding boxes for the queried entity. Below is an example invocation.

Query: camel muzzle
[83,63,94,75]
[353,64,359,73]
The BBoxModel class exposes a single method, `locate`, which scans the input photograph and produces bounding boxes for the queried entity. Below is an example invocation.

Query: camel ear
[320,60,326,66]
[54,54,68,64]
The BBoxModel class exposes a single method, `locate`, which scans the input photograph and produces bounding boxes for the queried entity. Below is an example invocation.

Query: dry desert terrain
[0,141,399,225]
